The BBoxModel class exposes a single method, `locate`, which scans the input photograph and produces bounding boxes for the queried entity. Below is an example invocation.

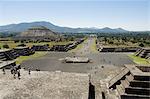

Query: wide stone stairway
[108,65,150,99]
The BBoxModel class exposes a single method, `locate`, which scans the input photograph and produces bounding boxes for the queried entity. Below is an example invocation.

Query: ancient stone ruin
[107,65,150,99]
[63,57,90,63]
[15,26,59,41]
[98,46,139,52]
[0,49,17,69]
[14,46,35,56]
[135,48,150,59]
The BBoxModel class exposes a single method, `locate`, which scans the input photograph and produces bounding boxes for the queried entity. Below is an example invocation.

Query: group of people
[2,67,20,79]
[2,65,36,79]
[10,66,21,79]
[2,65,23,80]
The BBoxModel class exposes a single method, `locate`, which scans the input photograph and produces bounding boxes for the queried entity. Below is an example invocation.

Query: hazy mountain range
[0,21,128,33]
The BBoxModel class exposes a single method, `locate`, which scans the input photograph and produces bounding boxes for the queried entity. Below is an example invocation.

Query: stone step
[125,74,134,82]
[0,55,6,59]
[134,75,150,81]
[109,68,129,89]
[116,84,125,95]
[125,87,150,95]
[121,79,129,88]
[121,94,150,99]
[130,80,150,88]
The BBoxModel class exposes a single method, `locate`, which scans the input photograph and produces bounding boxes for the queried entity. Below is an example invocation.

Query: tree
[139,43,144,47]
[3,44,9,49]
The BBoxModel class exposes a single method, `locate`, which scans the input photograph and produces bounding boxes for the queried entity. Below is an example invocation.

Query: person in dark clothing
[28,68,31,75]
[10,66,14,74]
[17,70,21,79]
[2,68,5,75]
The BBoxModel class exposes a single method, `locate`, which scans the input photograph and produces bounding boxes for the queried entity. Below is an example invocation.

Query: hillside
[0,21,128,33]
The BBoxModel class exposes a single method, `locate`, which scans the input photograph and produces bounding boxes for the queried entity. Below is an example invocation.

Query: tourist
[28,68,31,75]
[36,68,40,71]
[13,72,16,79]
[10,66,14,74]
[11,67,17,79]
[2,68,5,75]
[17,70,21,79]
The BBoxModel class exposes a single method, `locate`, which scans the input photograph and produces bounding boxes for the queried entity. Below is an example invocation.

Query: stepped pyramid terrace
[107,65,150,99]
[0,49,17,69]
[16,26,60,41]
[135,48,150,59]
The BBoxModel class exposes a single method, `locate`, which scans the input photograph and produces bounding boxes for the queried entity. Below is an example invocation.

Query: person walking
[17,70,21,79]
[28,68,31,75]
[10,66,14,74]
[2,68,5,75]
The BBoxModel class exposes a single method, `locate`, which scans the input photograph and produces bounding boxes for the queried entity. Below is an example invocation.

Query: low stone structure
[0,49,19,60]
[63,57,90,63]
[31,45,50,51]
[50,39,84,52]
[14,47,35,56]
[98,46,139,52]
[0,60,16,69]
[135,48,150,59]
[50,45,67,52]
[0,49,17,69]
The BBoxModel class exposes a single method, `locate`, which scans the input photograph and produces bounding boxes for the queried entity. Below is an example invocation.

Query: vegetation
[3,44,9,49]
[139,43,144,47]
[96,32,150,47]
[128,54,150,65]
[16,51,47,64]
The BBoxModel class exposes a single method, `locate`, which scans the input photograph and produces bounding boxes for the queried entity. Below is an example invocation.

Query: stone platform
[0,69,89,99]
[63,57,90,63]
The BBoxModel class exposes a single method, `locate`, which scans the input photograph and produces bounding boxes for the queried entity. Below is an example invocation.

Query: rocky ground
[0,69,89,99]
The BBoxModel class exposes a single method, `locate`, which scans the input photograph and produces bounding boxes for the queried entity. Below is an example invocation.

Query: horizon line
[0,21,149,32]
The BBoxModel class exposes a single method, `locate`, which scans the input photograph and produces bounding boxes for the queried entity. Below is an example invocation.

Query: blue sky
[0,0,149,31]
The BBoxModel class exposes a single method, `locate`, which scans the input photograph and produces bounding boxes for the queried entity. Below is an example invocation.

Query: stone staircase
[14,47,35,56]
[4,49,19,60]
[0,49,17,69]
[0,52,7,61]
[108,65,150,99]
[135,48,150,59]
[121,74,150,99]
[0,49,19,61]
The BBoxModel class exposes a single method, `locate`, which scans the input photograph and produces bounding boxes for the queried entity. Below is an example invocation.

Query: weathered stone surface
[0,70,89,99]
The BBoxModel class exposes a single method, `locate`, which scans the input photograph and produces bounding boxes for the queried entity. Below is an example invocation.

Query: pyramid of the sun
[0,70,89,99]
[20,26,57,37]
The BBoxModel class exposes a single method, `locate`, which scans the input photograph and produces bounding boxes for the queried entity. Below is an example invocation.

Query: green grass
[16,51,47,64]
[128,54,150,65]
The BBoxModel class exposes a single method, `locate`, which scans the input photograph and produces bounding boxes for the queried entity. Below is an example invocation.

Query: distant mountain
[0,21,128,33]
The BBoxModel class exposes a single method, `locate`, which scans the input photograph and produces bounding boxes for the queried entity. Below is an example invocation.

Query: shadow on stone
[88,82,95,99]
